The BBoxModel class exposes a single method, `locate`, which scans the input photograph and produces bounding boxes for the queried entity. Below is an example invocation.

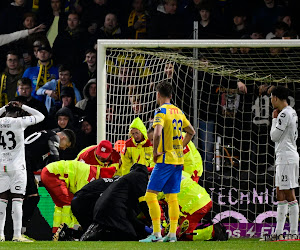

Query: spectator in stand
[241,26,265,39]
[40,0,67,47]
[0,51,23,107]
[148,0,184,39]
[280,15,298,38]
[54,106,80,160]
[266,21,290,39]
[22,44,59,102]
[251,0,286,36]
[0,0,27,34]
[80,0,111,36]
[197,4,221,39]
[36,64,81,112]
[181,0,203,38]
[126,0,149,39]
[230,9,250,39]
[54,106,75,132]
[75,78,97,117]
[77,115,97,151]
[89,13,122,47]
[72,49,97,94]
[16,77,48,138]
[49,87,84,129]
[52,11,88,69]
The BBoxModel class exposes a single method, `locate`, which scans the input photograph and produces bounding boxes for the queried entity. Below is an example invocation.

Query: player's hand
[153,151,163,163]
[272,109,279,118]
[9,101,22,108]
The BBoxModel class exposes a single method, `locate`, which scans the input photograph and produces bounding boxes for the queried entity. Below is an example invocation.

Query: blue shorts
[147,163,183,194]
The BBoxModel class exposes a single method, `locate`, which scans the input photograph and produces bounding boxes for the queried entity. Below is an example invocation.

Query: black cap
[38,45,52,53]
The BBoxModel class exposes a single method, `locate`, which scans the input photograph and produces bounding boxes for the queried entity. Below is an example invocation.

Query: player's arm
[153,124,163,163]
[0,105,6,116]
[21,104,45,124]
[270,109,289,142]
[47,134,60,163]
[182,124,195,148]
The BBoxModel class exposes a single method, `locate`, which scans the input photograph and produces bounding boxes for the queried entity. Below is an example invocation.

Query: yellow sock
[145,192,161,234]
[166,193,179,234]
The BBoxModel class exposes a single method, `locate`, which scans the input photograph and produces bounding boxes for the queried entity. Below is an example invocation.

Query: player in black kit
[22,129,76,237]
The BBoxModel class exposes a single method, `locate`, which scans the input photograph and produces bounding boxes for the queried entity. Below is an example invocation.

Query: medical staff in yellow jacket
[120,117,154,175]
[41,160,101,233]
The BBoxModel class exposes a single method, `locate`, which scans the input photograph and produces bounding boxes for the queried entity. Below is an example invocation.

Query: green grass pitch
[0,239,300,250]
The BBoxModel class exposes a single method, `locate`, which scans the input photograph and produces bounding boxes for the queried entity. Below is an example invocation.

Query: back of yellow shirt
[153,103,190,165]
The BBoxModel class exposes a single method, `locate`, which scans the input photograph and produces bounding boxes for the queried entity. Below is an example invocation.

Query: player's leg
[274,164,288,238]
[10,169,29,242]
[162,165,183,242]
[0,171,10,241]
[140,164,167,242]
[0,188,9,242]
[22,162,40,236]
[281,162,299,237]
[283,189,299,237]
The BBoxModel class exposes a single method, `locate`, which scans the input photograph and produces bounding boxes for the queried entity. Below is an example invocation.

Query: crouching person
[41,160,101,234]
[79,163,151,241]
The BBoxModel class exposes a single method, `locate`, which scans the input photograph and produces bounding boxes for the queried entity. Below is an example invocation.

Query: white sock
[0,199,8,237]
[288,200,299,235]
[275,200,288,235]
[12,198,23,238]
[154,232,162,238]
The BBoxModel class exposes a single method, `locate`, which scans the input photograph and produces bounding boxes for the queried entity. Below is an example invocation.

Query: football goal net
[97,39,300,238]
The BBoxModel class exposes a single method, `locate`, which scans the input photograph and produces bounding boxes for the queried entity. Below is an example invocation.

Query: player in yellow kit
[139,81,195,243]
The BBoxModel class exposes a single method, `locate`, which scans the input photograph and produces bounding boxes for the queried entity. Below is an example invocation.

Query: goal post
[97,39,300,238]
[97,39,300,142]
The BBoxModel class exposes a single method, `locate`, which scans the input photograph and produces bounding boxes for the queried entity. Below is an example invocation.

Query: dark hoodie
[75,78,97,117]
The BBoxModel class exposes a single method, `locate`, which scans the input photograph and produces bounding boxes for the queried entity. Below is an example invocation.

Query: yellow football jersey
[153,103,190,165]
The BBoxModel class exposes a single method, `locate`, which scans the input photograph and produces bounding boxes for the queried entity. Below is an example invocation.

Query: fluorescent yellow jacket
[47,160,101,231]
[177,171,211,214]
[183,133,203,177]
[46,160,100,194]
[120,117,154,175]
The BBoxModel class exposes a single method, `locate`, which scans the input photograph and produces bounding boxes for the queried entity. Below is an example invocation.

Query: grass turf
[0,239,300,250]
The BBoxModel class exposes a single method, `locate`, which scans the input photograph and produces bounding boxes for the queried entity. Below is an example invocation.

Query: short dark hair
[18,77,32,87]
[156,81,172,98]
[271,86,289,101]
[58,64,72,75]
[61,129,76,148]
[6,50,19,59]
[85,48,97,56]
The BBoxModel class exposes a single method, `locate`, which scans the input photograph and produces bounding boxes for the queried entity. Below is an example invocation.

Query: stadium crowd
[0,0,299,242]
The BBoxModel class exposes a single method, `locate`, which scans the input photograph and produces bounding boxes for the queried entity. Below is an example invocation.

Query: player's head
[5,102,26,118]
[147,126,154,145]
[95,140,113,161]
[270,85,289,108]
[57,129,76,150]
[156,80,172,105]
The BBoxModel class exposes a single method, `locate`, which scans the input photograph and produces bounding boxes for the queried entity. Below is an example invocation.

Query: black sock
[22,196,40,228]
